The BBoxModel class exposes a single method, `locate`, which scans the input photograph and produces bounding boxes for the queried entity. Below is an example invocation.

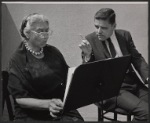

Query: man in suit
[79,8,149,121]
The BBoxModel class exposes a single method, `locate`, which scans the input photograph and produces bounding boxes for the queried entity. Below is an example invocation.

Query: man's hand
[79,39,92,60]
[48,99,63,118]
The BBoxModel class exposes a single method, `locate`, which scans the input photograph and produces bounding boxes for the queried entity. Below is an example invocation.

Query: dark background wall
[2,2,148,69]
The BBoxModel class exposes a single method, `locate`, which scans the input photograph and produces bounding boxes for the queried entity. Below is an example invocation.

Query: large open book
[63,55,131,113]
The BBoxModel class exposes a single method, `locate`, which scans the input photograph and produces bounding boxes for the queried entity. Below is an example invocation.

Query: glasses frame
[31,30,53,38]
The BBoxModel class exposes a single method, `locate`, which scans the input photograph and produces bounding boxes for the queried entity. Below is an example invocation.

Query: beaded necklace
[24,40,43,56]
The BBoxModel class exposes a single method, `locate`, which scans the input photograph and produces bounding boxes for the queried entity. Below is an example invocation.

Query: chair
[97,102,132,121]
[2,71,14,121]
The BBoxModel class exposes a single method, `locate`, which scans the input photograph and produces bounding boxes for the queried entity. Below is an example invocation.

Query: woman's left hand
[48,98,64,118]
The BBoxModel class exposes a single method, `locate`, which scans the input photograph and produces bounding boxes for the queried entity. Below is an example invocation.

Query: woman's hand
[48,99,64,118]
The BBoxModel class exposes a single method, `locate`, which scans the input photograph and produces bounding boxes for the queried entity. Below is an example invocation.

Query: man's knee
[133,101,148,120]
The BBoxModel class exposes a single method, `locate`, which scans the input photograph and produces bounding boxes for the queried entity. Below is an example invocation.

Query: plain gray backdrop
[2,2,148,69]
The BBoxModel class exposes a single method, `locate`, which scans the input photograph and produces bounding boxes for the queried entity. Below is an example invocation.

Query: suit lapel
[91,33,110,60]
[115,30,129,56]
[88,30,129,60]
[95,37,110,58]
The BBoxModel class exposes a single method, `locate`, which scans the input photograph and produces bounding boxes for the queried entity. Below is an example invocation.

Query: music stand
[63,55,131,113]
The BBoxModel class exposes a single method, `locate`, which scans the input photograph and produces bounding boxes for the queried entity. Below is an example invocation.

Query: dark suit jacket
[83,29,148,85]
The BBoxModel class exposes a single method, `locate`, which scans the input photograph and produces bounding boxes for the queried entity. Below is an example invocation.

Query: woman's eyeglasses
[31,30,53,38]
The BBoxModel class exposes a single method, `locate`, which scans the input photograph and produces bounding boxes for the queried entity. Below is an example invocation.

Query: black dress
[8,42,84,121]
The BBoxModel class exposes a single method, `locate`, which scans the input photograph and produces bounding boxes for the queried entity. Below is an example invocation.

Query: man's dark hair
[94,8,116,25]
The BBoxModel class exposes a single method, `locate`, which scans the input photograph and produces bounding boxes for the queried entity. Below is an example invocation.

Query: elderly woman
[8,13,84,122]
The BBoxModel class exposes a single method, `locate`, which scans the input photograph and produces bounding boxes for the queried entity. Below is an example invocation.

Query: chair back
[2,71,14,121]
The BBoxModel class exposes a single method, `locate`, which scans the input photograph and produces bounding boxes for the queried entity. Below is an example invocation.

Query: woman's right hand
[48,99,64,118]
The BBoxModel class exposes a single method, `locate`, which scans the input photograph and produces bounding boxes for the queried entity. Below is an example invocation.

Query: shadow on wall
[2,3,21,70]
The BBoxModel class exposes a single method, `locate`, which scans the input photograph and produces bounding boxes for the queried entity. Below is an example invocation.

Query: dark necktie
[107,38,116,58]
[102,41,110,55]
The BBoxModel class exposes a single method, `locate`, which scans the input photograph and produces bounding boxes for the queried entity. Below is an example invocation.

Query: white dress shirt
[105,31,123,58]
